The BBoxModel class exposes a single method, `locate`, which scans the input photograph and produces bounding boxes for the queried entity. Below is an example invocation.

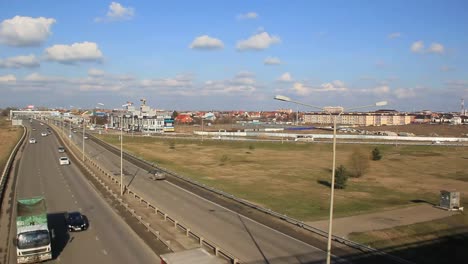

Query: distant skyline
[0,1,467,112]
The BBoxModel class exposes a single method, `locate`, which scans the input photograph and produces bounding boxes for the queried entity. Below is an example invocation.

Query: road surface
[9,120,159,263]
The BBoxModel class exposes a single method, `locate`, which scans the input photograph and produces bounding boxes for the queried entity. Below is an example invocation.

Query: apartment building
[303,111,412,126]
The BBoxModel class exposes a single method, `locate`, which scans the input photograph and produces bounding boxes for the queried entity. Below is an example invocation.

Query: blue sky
[0,0,467,112]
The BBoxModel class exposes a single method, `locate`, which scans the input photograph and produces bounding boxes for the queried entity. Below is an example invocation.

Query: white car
[41,132,48,137]
[59,157,70,165]
[29,138,37,144]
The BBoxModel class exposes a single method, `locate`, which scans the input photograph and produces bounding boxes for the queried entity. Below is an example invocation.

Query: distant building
[108,100,173,133]
[303,111,412,126]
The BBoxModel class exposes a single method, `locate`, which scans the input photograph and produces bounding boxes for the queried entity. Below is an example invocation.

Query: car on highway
[84,136,89,139]
[148,169,166,180]
[59,157,70,165]
[65,212,89,232]
[58,146,65,153]
[41,132,48,137]
[32,128,36,131]
[29,138,37,144]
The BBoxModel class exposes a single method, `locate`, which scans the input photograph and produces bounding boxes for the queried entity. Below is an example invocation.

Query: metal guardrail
[0,125,26,210]
[51,123,239,264]
[89,133,415,264]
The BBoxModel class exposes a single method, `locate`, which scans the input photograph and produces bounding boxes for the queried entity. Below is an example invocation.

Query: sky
[0,0,467,112]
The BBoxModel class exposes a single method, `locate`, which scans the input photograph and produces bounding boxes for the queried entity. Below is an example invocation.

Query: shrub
[334,165,348,189]
[372,147,382,160]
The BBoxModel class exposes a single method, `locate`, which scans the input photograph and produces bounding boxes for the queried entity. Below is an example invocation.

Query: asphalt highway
[66,126,341,264]
[9,120,158,263]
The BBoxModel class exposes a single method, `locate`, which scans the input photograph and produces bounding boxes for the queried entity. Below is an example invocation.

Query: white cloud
[0,74,16,83]
[0,16,55,47]
[411,41,424,53]
[388,32,401,39]
[0,54,39,68]
[264,56,281,65]
[202,72,257,95]
[25,72,63,82]
[372,86,390,95]
[236,32,281,51]
[95,2,134,22]
[292,82,309,96]
[411,41,445,54]
[88,68,105,77]
[446,80,468,87]
[291,80,347,95]
[80,83,122,92]
[428,42,444,54]
[140,75,193,89]
[44,42,103,63]
[394,88,417,98]
[237,12,258,20]
[278,72,292,82]
[189,35,224,50]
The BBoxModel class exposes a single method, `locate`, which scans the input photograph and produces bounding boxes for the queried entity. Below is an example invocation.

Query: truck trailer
[15,197,52,263]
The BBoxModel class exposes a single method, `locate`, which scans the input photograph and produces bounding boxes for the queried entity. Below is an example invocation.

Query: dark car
[58,146,65,153]
[65,212,89,232]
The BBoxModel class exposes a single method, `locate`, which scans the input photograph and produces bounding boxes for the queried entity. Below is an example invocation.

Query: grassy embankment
[0,118,22,174]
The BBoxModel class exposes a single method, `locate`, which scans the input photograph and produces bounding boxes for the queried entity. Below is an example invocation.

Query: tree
[172,111,179,119]
[349,149,370,178]
[372,147,382,161]
[334,165,348,189]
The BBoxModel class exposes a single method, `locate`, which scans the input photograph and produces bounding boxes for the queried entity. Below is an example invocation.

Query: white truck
[15,197,52,263]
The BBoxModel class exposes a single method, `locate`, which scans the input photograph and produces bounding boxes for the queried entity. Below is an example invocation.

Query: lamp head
[274,95,292,102]
[375,101,388,106]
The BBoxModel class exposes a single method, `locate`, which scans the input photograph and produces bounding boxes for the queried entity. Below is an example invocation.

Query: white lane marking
[74,200,78,204]
[102,249,108,255]
[95,236,99,241]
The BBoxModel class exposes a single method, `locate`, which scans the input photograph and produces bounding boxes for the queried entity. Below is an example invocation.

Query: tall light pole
[274,95,387,264]
[81,111,89,162]
[120,123,124,195]
[121,103,130,196]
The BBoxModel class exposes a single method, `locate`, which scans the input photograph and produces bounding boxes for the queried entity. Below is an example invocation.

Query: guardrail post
[215,247,219,256]
[164,214,167,221]
[174,221,177,228]
[199,237,204,246]
[186,228,190,236]
[154,207,158,214]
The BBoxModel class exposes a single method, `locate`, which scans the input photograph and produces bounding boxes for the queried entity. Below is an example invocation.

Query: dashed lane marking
[102,249,108,255]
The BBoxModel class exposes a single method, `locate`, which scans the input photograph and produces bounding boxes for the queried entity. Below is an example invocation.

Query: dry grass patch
[99,134,468,221]
[0,118,22,173]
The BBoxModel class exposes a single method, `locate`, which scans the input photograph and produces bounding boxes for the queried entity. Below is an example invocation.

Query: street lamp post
[120,117,124,196]
[274,95,387,264]
[120,103,131,196]
[81,111,89,162]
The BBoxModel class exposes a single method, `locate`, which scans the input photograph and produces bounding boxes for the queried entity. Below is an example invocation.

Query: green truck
[15,197,52,263]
